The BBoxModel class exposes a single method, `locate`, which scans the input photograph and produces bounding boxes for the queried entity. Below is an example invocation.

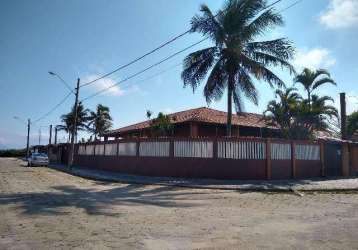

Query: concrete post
[342,142,350,176]
[291,141,296,179]
[266,139,271,180]
[169,138,174,158]
[320,141,325,177]
[213,138,218,159]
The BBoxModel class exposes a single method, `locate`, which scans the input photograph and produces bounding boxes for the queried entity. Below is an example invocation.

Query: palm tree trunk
[227,75,234,137]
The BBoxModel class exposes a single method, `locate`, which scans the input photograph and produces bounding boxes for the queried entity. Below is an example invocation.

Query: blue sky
[0,0,357,148]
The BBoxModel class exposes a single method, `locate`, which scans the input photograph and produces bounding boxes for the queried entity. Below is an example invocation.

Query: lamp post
[49,72,79,170]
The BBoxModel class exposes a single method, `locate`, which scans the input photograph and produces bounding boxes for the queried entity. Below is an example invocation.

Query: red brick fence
[58,138,358,180]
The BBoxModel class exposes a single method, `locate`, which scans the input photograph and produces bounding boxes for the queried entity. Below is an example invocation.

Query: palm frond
[191,4,225,45]
[233,90,244,113]
[240,54,285,88]
[235,69,258,105]
[249,51,295,74]
[204,58,227,104]
[241,9,283,40]
[312,77,336,90]
[245,38,295,63]
[182,47,217,92]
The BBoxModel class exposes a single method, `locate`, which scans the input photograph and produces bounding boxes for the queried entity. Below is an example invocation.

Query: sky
[0,0,357,149]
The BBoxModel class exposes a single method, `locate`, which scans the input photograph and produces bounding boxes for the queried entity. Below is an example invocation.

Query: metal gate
[324,142,342,176]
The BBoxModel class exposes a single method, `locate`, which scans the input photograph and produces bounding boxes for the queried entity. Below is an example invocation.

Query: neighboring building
[104,107,279,139]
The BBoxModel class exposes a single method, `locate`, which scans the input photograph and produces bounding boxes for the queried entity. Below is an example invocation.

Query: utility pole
[49,125,52,145]
[68,78,80,169]
[39,128,42,146]
[340,92,347,140]
[54,126,58,145]
[26,119,31,159]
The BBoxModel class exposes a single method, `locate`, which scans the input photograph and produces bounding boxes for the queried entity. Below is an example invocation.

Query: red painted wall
[75,155,266,180]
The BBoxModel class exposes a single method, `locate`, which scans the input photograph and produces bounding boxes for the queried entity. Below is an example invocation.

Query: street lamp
[49,71,80,170]
[48,71,74,94]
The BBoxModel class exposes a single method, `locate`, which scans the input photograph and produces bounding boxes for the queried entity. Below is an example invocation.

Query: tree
[299,95,338,132]
[347,111,358,138]
[264,88,338,139]
[182,0,295,136]
[146,110,152,120]
[57,116,72,142]
[88,104,113,140]
[264,87,301,138]
[294,68,336,107]
[58,102,90,142]
[150,112,173,137]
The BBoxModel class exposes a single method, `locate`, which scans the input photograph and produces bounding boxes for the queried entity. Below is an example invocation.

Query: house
[104,107,279,139]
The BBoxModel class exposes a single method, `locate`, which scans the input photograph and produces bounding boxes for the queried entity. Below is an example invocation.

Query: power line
[278,0,302,12]
[81,0,301,102]
[266,0,284,9]
[33,92,72,123]
[31,0,292,124]
[81,38,207,101]
[48,71,75,94]
[120,62,183,89]
[80,0,284,88]
[80,32,191,88]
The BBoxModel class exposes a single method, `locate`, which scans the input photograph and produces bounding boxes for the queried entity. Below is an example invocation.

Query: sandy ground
[0,158,358,250]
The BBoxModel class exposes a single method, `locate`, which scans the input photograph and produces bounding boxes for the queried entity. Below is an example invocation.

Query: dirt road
[1,157,358,249]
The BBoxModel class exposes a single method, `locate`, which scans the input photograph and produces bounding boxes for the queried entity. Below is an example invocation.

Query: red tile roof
[106,107,277,136]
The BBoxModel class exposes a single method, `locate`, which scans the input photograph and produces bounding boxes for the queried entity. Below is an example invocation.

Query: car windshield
[32,153,47,157]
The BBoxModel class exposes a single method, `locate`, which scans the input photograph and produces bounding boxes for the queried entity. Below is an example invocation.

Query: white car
[28,153,49,167]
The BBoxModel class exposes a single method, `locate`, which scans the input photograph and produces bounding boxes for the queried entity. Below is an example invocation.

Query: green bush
[0,149,27,158]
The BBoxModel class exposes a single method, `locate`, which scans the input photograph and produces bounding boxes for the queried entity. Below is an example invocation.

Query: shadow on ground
[0,184,209,217]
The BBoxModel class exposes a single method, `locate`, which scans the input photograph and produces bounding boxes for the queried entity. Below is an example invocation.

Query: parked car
[28,153,49,167]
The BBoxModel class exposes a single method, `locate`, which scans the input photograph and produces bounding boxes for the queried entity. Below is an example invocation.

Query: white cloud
[320,0,358,29]
[293,48,336,71]
[83,75,124,96]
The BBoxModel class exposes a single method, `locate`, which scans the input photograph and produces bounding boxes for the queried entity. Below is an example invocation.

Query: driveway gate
[324,142,342,176]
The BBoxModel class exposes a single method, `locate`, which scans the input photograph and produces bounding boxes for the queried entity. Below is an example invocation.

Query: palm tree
[146,110,152,120]
[151,112,173,137]
[293,95,338,139]
[57,117,72,142]
[264,87,301,138]
[347,111,358,138]
[88,104,113,140]
[264,88,338,139]
[308,95,338,131]
[182,0,295,136]
[294,68,336,107]
[59,102,90,142]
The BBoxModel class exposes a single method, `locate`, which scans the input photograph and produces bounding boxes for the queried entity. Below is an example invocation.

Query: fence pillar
[291,141,296,179]
[266,139,271,180]
[320,141,325,177]
[342,142,350,176]
[213,138,218,159]
[136,139,140,157]
[170,138,174,158]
